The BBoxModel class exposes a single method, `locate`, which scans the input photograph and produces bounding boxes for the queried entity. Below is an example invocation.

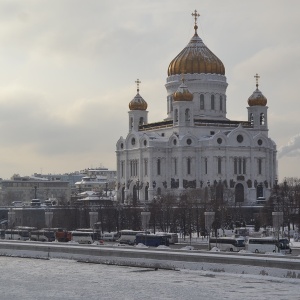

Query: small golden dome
[129,93,148,110]
[173,81,193,101]
[168,31,225,76]
[129,79,148,110]
[248,88,267,106]
[248,74,267,106]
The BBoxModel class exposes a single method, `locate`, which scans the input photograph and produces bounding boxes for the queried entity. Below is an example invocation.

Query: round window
[173,139,177,146]
[187,138,192,145]
[237,135,243,143]
[217,138,222,145]
[144,140,147,146]
[258,139,263,146]
[131,138,135,145]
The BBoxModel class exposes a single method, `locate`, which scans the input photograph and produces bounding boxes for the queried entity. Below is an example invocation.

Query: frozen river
[0,256,299,300]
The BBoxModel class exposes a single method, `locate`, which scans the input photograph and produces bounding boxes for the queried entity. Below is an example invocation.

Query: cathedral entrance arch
[157,187,161,196]
[133,185,138,205]
[121,187,125,203]
[256,183,264,199]
[235,183,244,203]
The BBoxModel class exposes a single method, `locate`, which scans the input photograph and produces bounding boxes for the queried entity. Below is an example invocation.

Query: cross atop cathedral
[135,79,141,93]
[254,73,260,88]
[192,9,200,25]
[192,10,200,34]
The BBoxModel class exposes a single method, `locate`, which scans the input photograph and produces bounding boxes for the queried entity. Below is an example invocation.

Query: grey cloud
[278,134,300,159]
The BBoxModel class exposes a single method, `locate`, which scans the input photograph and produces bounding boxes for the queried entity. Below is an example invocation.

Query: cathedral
[116,11,277,206]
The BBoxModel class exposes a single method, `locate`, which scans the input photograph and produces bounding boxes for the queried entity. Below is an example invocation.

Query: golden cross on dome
[254,73,260,88]
[192,9,200,25]
[135,79,141,92]
[192,10,200,34]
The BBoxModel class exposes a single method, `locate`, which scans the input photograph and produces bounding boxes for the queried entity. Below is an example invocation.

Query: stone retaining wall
[0,241,300,279]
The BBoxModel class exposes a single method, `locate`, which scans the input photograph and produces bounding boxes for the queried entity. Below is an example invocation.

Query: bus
[102,232,119,241]
[209,237,245,252]
[246,237,292,254]
[30,229,56,242]
[71,231,97,244]
[136,233,169,247]
[5,227,36,241]
[118,230,150,245]
[155,232,178,244]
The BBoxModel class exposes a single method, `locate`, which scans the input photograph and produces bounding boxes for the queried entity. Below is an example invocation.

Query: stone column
[272,211,283,239]
[45,211,54,228]
[89,211,98,229]
[141,211,151,231]
[8,209,16,228]
[204,211,215,235]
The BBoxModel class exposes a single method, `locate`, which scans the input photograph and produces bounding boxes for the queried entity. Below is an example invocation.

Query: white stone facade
[116,23,277,206]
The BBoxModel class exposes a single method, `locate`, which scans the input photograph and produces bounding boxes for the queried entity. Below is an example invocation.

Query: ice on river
[0,256,299,300]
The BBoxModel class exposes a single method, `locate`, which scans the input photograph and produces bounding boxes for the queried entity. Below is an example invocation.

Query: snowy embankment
[0,240,300,279]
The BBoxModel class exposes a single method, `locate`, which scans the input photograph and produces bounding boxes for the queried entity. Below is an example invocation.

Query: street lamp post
[272,178,283,252]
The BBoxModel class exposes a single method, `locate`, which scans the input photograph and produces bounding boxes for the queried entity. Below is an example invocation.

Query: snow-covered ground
[0,256,299,300]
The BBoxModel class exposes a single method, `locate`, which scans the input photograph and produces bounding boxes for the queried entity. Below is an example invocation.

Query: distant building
[0,176,70,205]
[74,168,116,194]
[0,167,117,205]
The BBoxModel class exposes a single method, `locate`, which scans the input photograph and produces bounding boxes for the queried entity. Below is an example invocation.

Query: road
[103,240,300,256]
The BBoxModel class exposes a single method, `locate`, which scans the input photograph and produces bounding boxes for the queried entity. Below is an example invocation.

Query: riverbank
[0,240,300,279]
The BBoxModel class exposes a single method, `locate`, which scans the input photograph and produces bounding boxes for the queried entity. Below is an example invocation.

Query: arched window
[235,183,244,203]
[145,185,149,201]
[250,113,253,126]
[139,117,144,125]
[187,158,191,175]
[121,161,124,177]
[200,94,204,110]
[157,159,161,175]
[258,158,262,175]
[211,95,215,110]
[205,158,208,174]
[133,185,138,204]
[144,159,148,176]
[130,117,133,129]
[185,109,190,121]
[157,187,161,196]
[256,183,263,199]
[217,157,222,174]
[234,157,246,174]
[174,109,178,122]
[219,95,223,111]
[121,187,125,204]
[260,113,265,125]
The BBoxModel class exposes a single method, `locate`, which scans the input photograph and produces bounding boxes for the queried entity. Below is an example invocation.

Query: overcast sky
[0,0,299,181]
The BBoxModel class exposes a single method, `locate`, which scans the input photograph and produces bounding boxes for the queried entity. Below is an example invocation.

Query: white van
[30,199,41,207]
[102,232,119,241]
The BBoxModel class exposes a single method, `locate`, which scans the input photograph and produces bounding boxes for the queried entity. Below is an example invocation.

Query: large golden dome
[168,26,225,76]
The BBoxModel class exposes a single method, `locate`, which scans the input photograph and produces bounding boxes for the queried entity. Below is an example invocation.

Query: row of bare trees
[93,179,300,236]
[85,184,248,237]
[261,177,300,236]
